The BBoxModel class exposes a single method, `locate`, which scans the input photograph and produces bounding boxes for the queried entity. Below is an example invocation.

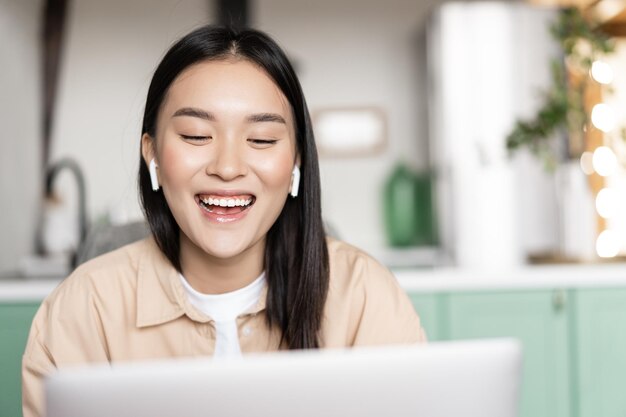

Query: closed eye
[248,138,278,147]
[181,134,211,142]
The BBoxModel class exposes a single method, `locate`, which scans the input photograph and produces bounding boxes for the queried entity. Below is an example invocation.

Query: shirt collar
[135,238,267,328]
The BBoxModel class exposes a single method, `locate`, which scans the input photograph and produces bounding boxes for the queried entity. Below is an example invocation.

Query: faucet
[40,157,88,268]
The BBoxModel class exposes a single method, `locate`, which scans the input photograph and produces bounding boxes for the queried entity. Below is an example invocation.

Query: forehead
[162,59,292,119]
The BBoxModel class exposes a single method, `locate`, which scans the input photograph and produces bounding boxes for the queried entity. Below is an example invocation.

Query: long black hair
[138,25,329,349]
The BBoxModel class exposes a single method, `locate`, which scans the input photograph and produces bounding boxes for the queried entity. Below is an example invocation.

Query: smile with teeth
[197,194,255,215]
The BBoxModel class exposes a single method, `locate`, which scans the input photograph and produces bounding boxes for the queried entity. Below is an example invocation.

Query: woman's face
[143,59,298,262]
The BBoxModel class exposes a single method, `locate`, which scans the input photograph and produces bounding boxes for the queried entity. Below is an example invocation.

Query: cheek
[254,152,294,188]
[158,141,204,187]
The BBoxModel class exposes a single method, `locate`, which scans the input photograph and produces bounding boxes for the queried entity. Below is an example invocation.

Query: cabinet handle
[552,289,566,311]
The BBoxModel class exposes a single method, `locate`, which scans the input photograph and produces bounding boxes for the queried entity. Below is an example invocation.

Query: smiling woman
[142,59,298,291]
[21,25,426,417]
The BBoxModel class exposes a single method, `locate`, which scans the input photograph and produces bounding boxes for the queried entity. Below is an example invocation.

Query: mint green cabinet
[408,286,626,417]
[445,290,571,417]
[571,288,626,417]
[409,293,442,341]
[0,302,40,417]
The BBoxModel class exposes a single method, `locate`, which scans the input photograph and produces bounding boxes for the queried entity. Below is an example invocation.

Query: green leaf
[506,6,617,170]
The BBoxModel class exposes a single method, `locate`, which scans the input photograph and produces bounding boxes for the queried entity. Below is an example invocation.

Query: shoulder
[322,238,426,346]
[326,238,393,279]
[74,237,148,273]
[326,237,396,291]
[43,238,156,313]
[22,239,160,377]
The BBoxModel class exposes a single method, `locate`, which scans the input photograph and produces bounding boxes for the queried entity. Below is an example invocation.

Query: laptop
[45,338,522,417]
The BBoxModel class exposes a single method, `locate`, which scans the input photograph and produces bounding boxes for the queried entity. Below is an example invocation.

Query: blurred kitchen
[2,0,626,416]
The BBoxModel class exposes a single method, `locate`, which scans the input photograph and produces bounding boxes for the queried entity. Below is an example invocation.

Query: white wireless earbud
[290,165,300,198]
[149,158,160,191]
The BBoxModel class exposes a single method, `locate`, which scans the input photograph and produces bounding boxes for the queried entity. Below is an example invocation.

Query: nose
[205,138,247,181]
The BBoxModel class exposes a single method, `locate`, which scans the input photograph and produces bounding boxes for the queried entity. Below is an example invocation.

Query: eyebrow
[172,107,215,121]
[172,107,286,124]
[246,113,286,124]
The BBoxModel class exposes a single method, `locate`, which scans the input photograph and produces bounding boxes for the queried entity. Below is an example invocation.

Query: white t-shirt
[179,272,265,358]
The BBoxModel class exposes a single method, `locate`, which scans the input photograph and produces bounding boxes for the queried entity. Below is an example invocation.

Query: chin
[205,247,246,260]
[200,239,253,260]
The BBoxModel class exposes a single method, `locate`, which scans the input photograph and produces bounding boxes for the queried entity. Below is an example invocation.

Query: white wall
[50,0,215,229]
[0,0,42,275]
[253,0,435,253]
[511,7,562,257]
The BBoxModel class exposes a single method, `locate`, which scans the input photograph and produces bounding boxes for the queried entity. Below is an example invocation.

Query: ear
[141,133,156,167]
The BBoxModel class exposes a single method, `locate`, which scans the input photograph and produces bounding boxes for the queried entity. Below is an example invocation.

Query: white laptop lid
[45,338,522,417]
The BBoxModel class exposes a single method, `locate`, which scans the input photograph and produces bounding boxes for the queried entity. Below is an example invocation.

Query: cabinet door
[573,288,626,417]
[408,293,442,341]
[446,290,570,417]
[0,302,40,417]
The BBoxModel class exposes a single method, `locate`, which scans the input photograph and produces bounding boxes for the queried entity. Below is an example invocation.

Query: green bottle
[414,171,437,246]
[383,163,437,247]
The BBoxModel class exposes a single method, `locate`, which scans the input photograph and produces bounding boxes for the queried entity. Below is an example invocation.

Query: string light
[595,188,617,219]
[590,61,614,84]
[596,230,620,258]
[580,151,594,175]
[591,103,616,132]
[592,146,618,177]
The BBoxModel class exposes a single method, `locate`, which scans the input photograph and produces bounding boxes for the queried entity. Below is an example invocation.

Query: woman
[22,25,426,417]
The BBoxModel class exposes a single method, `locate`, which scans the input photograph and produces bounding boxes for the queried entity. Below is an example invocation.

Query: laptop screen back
[46,338,522,417]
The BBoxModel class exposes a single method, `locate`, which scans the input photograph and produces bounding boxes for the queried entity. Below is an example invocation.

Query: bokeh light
[592,146,618,177]
[580,151,594,175]
[591,103,616,132]
[596,230,620,258]
[591,61,614,84]
[595,188,617,219]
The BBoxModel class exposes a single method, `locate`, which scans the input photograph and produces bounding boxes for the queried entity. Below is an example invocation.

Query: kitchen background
[4,0,626,277]
[1,0,437,277]
[2,0,626,417]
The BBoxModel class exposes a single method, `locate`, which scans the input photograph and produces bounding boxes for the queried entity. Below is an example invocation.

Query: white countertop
[2,262,626,301]
[0,279,62,301]
[394,262,626,292]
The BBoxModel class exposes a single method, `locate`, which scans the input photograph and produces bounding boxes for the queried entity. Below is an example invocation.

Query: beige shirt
[22,237,426,417]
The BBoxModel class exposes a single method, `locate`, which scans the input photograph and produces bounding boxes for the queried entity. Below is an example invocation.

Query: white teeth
[200,196,254,207]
